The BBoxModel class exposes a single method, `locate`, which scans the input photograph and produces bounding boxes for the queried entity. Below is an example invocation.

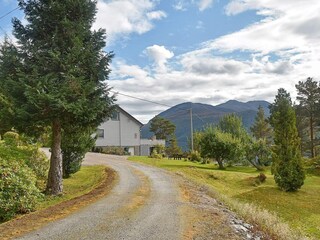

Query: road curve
[17,153,182,240]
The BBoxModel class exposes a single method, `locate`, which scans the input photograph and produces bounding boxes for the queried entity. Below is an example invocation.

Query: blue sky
[1,0,320,123]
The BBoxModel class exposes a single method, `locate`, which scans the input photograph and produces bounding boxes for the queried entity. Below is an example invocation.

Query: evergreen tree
[149,116,176,141]
[62,126,96,178]
[295,77,320,157]
[250,106,272,142]
[0,1,114,195]
[166,136,182,157]
[269,88,305,191]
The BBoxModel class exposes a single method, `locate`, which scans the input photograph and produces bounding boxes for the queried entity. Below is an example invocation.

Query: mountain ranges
[141,100,270,150]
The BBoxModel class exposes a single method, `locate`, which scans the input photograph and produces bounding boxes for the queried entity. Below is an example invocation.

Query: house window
[97,129,104,138]
[111,111,119,121]
[134,133,138,139]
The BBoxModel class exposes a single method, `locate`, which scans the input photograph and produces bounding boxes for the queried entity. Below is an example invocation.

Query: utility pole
[190,108,194,152]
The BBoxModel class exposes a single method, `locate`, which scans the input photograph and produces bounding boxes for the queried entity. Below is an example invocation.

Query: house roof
[116,105,144,127]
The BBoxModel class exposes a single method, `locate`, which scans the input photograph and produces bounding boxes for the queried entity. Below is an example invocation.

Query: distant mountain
[141,100,270,150]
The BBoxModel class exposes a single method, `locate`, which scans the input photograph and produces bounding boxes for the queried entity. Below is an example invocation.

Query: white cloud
[208,0,320,54]
[198,0,214,11]
[94,0,165,45]
[173,0,188,11]
[144,45,174,72]
[173,0,214,12]
[147,11,167,20]
[181,56,249,75]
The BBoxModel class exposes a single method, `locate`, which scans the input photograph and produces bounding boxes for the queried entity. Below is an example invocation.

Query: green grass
[129,156,320,239]
[37,165,106,210]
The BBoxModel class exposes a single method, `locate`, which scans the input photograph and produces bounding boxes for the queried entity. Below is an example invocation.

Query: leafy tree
[149,116,176,141]
[250,106,272,142]
[295,77,320,157]
[218,113,250,143]
[0,1,114,195]
[200,126,242,169]
[245,138,271,171]
[269,88,305,191]
[191,131,204,153]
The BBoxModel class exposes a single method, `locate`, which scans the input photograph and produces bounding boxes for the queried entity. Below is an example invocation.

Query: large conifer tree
[269,89,305,191]
[0,0,114,195]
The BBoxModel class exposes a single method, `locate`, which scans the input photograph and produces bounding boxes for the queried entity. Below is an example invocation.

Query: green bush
[189,150,202,162]
[0,135,49,188]
[0,157,41,222]
[304,157,320,176]
[99,146,128,155]
[150,149,163,159]
[3,131,20,146]
[62,129,95,178]
[0,132,49,221]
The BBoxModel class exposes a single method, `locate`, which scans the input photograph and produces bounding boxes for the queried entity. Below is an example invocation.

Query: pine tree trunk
[310,115,315,158]
[46,119,63,195]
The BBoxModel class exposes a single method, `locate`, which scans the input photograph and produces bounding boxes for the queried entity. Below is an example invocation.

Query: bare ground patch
[0,167,117,240]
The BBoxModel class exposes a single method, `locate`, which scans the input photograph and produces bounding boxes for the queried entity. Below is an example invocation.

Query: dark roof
[116,106,144,127]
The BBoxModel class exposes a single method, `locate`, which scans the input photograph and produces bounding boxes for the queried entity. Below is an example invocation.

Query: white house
[140,137,166,156]
[95,106,165,156]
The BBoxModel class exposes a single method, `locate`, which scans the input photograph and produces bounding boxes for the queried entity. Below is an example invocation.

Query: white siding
[95,110,141,147]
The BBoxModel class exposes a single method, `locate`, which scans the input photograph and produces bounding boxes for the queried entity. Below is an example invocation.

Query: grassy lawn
[129,156,320,239]
[37,165,106,210]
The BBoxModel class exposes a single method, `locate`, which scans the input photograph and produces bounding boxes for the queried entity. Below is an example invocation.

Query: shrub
[304,157,320,176]
[0,133,49,189]
[62,129,95,178]
[99,146,128,155]
[3,131,20,146]
[0,157,41,222]
[150,149,163,159]
[258,173,267,183]
[189,150,202,162]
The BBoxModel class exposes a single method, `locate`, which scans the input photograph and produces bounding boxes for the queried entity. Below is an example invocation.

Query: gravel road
[17,153,181,240]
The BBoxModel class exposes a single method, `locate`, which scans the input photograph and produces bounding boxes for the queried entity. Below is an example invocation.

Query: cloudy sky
[1,0,320,123]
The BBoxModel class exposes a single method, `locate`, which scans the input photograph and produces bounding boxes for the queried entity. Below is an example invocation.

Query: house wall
[95,110,141,148]
[119,112,141,146]
[140,139,166,156]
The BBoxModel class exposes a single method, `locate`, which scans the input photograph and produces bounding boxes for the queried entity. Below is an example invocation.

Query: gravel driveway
[17,153,182,240]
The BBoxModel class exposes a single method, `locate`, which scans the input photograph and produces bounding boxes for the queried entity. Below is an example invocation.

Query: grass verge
[37,165,107,209]
[0,165,117,240]
[129,156,319,240]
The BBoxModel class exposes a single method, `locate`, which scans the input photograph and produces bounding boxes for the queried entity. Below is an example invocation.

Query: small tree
[61,126,96,178]
[166,136,182,157]
[218,113,250,143]
[250,106,272,143]
[149,116,176,141]
[191,131,204,153]
[200,126,242,169]
[245,138,271,171]
[269,88,305,191]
